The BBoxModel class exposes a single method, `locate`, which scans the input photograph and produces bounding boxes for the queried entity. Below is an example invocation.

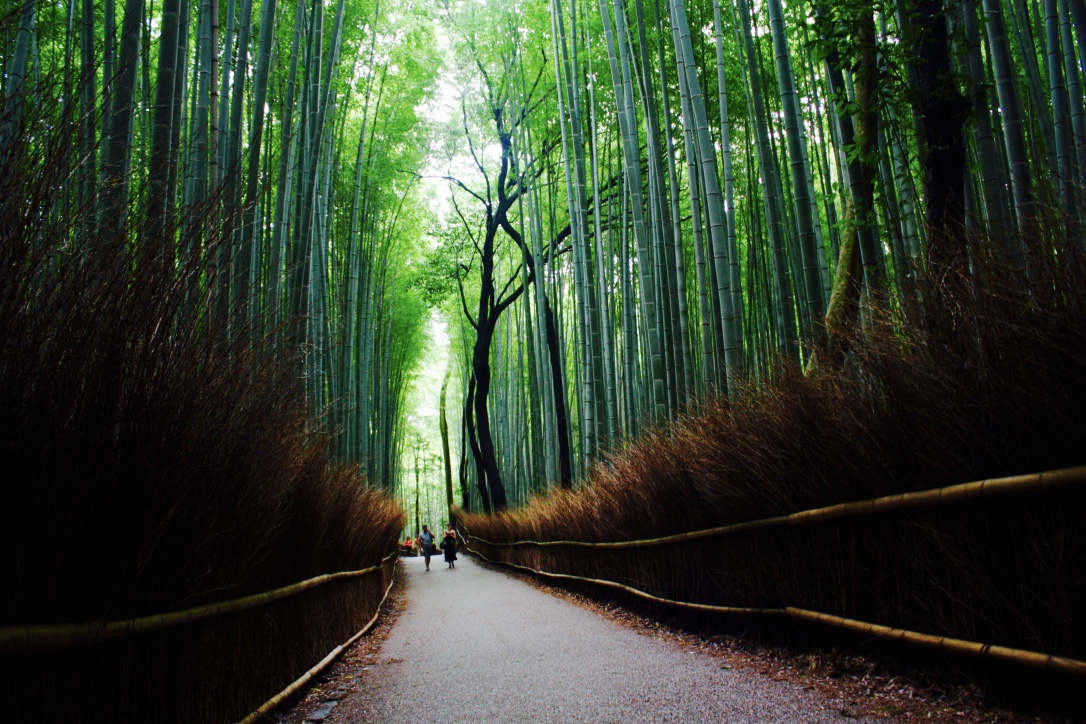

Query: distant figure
[441,528,458,569]
[418,525,435,571]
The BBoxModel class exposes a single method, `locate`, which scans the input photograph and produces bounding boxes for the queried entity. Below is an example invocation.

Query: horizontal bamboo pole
[0,551,398,655]
[465,543,1086,678]
[785,608,1086,677]
[466,543,777,616]
[237,558,397,724]
[468,466,1086,549]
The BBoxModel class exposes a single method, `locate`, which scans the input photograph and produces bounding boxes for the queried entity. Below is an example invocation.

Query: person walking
[418,525,436,571]
[441,528,458,569]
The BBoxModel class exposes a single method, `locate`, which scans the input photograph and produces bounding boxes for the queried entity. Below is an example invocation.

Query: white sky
[404,310,452,458]
[400,16,457,478]
[416,20,458,224]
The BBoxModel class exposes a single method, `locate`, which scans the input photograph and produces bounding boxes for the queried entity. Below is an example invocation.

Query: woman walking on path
[441,528,458,569]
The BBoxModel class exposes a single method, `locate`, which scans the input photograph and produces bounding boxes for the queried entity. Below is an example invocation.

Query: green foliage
[415,226,467,307]
[0,83,405,719]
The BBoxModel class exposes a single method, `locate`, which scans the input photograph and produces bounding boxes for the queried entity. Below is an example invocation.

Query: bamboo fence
[463,465,1086,548]
[236,570,398,724]
[0,550,399,655]
[464,544,1086,677]
[460,465,1086,677]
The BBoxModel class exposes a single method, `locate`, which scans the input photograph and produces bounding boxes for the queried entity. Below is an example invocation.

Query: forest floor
[273,555,1047,723]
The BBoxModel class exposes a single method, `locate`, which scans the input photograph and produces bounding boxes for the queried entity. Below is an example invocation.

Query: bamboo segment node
[467,466,1086,548]
[0,551,398,655]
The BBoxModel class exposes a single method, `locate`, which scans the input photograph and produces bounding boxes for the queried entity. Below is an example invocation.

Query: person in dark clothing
[441,528,458,569]
[418,525,435,571]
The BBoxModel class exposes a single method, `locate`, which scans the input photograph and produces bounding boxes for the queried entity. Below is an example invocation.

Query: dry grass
[461,230,1086,696]
[0,82,404,721]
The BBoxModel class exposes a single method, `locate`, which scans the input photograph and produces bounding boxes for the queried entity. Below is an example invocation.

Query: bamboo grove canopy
[3,0,1083,509]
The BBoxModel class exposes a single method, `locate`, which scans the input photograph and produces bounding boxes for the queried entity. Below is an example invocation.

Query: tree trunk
[598,0,667,420]
[268,0,306,328]
[145,0,182,273]
[1044,0,1074,214]
[982,0,1034,234]
[440,366,454,513]
[98,0,145,244]
[545,297,573,488]
[767,0,825,347]
[0,0,34,167]
[958,0,1011,238]
[736,0,798,360]
[913,0,970,273]
[671,0,743,388]
[235,0,278,334]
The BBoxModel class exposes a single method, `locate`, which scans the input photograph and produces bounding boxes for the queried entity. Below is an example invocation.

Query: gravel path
[334,553,881,723]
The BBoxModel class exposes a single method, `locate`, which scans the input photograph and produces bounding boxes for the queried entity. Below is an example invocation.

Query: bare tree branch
[438,173,489,207]
[450,192,484,259]
[455,261,478,330]
[460,94,492,201]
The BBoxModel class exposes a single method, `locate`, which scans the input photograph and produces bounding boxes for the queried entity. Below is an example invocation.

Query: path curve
[324,552,879,723]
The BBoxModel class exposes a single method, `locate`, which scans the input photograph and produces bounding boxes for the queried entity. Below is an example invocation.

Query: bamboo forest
[3,0,1086,717]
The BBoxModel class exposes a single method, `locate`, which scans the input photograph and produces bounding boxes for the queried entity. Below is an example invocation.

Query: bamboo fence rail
[463,465,1086,549]
[0,551,399,655]
[237,564,397,724]
[464,542,1086,677]
[459,465,1086,678]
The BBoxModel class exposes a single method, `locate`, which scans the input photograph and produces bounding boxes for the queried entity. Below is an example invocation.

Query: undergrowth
[0,82,403,721]
[467,236,1086,540]
[461,227,1086,690]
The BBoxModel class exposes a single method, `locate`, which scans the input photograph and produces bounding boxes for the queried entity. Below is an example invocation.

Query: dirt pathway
[306,553,881,723]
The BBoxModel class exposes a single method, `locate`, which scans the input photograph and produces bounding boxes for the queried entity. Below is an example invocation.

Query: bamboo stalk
[0,552,398,654]
[465,543,1086,677]
[466,466,1086,549]
[236,559,397,724]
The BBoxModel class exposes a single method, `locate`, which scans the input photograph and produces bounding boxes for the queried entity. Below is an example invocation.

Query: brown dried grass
[462,228,1086,674]
[0,80,404,721]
